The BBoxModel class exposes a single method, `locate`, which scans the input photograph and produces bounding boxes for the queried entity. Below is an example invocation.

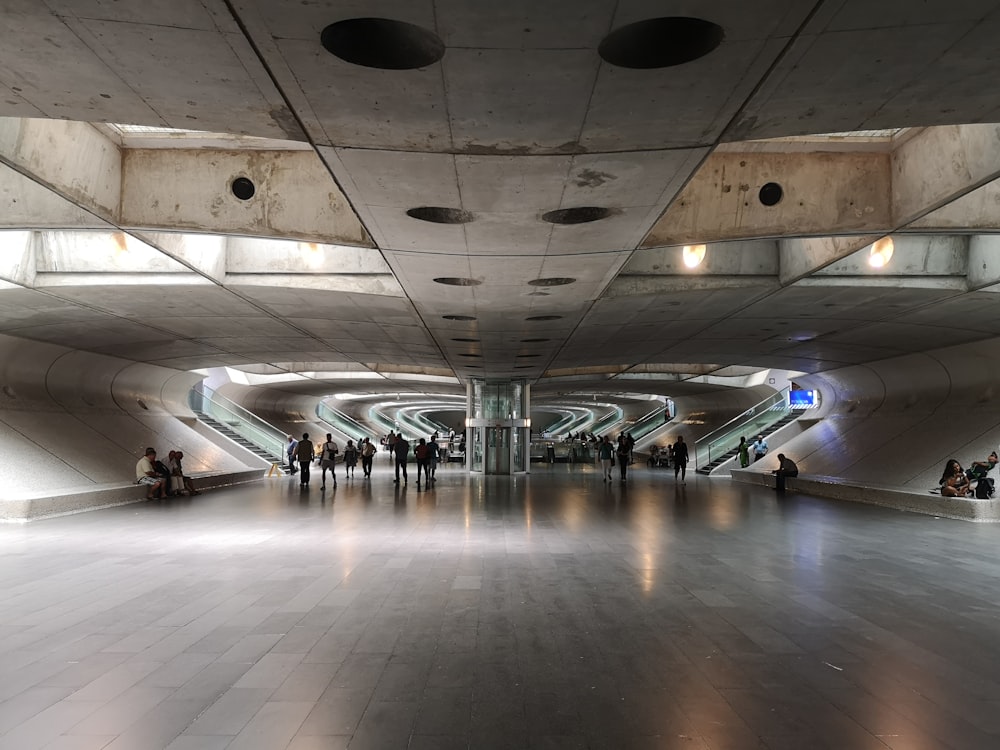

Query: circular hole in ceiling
[514,365,535,369]
[458,353,482,358]
[136,399,149,411]
[320,18,445,70]
[442,315,477,321]
[542,207,616,225]
[526,315,563,321]
[759,182,783,206]
[407,206,474,224]
[517,354,541,358]
[434,277,481,286]
[528,277,576,287]
[464,365,482,369]
[527,291,550,297]
[521,338,550,343]
[1,385,15,399]
[598,17,725,69]
[451,337,480,342]
[231,177,255,201]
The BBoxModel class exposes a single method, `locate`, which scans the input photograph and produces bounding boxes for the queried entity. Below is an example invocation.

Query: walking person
[427,437,439,482]
[738,436,750,468]
[616,435,630,483]
[598,435,614,481]
[319,433,338,489]
[286,435,298,475]
[296,433,315,487]
[343,440,358,479]
[361,438,376,478]
[414,438,430,486]
[393,432,410,484]
[673,435,689,483]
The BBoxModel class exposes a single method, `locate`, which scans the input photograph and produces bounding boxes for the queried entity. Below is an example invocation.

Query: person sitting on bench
[940,459,971,498]
[135,447,165,500]
[772,453,798,492]
[966,451,998,498]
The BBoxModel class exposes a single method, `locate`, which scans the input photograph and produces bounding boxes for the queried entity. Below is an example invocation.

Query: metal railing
[189,382,286,458]
[694,387,791,467]
[317,401,373,443]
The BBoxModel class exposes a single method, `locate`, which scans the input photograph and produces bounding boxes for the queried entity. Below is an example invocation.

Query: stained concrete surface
[1,462,999,749]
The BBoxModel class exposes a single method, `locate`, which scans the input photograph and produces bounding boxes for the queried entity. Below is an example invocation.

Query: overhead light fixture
[682,244,706,268]
[112,232,129,254]
[869,236,894,268]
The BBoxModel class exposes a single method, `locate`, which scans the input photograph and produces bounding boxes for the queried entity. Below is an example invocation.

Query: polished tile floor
[2,461,999,750]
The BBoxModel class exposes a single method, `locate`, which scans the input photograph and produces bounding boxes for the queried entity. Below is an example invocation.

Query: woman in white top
[320,433,338,489]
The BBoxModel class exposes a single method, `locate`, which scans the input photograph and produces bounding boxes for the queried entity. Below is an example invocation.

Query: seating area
[0,469,264,522]
[730,469,1000,522]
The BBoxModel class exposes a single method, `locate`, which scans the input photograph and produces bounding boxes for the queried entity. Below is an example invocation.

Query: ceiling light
[682,244,706,268]
[869,236,894,268]
[112,232,129,254]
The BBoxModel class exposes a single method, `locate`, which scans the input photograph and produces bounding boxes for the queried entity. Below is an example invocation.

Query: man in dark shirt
[673,436,689,483]
[393,432,410,484]
[773,453,798,492]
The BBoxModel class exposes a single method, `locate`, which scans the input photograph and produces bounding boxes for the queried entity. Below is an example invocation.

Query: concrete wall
[756,339,1000,491]
[0,334,265,500]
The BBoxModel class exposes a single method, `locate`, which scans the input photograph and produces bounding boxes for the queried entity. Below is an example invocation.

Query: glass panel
[471,427,484,472]
[486,427,510,474]
[513,427,525,472]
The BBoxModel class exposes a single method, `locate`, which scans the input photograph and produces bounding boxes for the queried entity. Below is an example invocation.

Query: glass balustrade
[189,383,286,459]
[316,401,374,443]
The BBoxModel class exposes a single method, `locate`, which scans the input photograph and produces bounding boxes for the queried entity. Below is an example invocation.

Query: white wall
[768,339,1000,489]
[0,334,264,499]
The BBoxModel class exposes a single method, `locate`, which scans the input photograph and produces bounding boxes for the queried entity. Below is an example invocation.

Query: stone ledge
[730,469,1000,523]
[0,469,264,522]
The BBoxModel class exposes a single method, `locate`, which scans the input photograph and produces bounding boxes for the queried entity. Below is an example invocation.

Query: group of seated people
[135,447,201,500]
[939,451,998,498]
[647,444,672,467]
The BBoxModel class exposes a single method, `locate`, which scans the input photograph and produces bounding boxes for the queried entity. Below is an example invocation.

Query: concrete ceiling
[3,1,1000,398]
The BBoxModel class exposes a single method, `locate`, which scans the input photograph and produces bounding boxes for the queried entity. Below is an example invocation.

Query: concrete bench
[0,469,264,522]
[730,469,1000,523]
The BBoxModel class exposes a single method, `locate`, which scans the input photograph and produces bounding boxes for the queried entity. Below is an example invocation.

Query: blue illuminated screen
[789,389,816,407]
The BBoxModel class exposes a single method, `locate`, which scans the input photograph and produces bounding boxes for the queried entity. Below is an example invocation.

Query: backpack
[975,478,995,499]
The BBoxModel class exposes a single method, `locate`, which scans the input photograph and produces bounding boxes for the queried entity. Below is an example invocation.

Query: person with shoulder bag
[616,436,630,483]
[319,433,338,489]
[361,438,376,478]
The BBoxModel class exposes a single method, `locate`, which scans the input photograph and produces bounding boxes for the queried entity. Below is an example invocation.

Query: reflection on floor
[1,462,999,750]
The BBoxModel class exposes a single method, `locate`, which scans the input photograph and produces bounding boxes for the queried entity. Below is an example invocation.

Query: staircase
[194,411,282,464]
[696,411,801,475]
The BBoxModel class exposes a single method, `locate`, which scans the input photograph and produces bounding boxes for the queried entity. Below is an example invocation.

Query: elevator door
[485,427,510,475]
